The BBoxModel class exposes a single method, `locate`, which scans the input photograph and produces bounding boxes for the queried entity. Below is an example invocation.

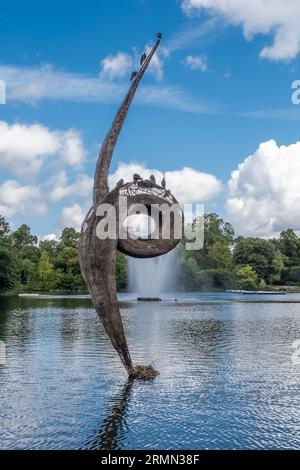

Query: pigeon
[161,177,166,189]
[150,174,156,185]
[130,71,138,81]
[116,179,124,188]
[133,173,142,183]
[140,53,147,66]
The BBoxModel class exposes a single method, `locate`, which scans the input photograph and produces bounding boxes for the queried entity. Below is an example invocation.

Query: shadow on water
[84,379,134,450]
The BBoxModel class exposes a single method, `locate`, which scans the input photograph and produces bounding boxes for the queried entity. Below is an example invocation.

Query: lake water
[0,292,300,450]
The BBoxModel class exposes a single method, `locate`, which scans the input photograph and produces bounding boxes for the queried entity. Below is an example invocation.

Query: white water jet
[128,250,177,297]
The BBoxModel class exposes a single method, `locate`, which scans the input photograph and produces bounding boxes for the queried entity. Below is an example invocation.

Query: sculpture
[79,34,182,378]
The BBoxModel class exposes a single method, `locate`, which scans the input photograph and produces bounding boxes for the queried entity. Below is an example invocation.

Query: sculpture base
[129,364,159,381]
[137,297,161,302]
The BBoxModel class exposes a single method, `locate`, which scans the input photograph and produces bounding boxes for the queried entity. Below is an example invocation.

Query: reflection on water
[85,379,133,450]
[0,293,300,450]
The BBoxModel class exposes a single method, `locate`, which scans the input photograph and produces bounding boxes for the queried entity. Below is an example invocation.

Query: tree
[115,252,128,290]
[0,215,11,239]
[55,246,85,290]
[20,258,39,290]
[39,239,58,263]
[279,229,300,263]
[236,265,258,290]
[59,228,80,249]
[203,213,234,248]
[233,237,284,283]
[285,266,300,284]
[12,224,38,250]
[0,244,18,291]
[37,251,58,290]
[207,241,233,269]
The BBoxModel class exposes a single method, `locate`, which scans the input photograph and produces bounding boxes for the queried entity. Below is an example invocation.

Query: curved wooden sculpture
[79,34,182,377]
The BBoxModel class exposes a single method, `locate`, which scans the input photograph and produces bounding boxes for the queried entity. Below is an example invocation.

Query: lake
[0,292,300,450]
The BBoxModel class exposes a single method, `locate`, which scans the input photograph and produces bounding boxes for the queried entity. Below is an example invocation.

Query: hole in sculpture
[124,214,156,239]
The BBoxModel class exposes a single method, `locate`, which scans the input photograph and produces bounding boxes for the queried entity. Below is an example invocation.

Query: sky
[1,0,300,239]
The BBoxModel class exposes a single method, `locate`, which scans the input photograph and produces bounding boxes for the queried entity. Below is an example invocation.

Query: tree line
[0,216,127,293]
[1,213,300,292]
[178,214,300,290]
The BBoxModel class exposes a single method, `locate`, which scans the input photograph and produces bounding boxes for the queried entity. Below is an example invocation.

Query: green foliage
[0,244,18,291]
[2,211,300,293]
[233,237,284,283]
[12,224,38,250]
[284,265,300,285]
[37,251,58,291]
[59,228,80,249]
[236,265,258,290]
[278,229,300,265]
[115,252,128,290]
[0,213,131,293]
[206,242,233,269]
[55,246,85,290]
[0,216,11,239]
[39,239,58,263]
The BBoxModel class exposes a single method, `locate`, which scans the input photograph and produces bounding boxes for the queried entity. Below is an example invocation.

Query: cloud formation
[184,54,208,71]
[60,203,86,231]
[109,161,222,204]
[100,52,133,79]
[0,121,85,177]
[226,139,300,237]
[49,171,93,202]
[182,0,300,60]
[0,180,46,217]
[0,63,209,114]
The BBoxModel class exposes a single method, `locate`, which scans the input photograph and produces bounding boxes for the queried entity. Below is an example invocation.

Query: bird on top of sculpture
[79,33,183,379]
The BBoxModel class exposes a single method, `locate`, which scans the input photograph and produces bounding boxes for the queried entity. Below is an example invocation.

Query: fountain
[128,251,177,300]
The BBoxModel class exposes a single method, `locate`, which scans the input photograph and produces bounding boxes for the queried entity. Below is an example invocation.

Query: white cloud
[166,167,221,204]
[109,162,222,204]
[165,18,217,52]
[61,203,85,231]
[182,0,300,61]
[57,130,86,167]
[184,54,208,71]
[49,171,93,202]
[226,139,300,236]
[100,52,133,79]
[0,63,125,104]
[0,121,85,177]
[0,63,209,113]
[42,233,58,242]
[144,44,165,81]
[0,180,46,217]
[137,84,209,113]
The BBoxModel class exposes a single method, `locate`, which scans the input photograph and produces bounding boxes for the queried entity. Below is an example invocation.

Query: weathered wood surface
[79,35,182,374]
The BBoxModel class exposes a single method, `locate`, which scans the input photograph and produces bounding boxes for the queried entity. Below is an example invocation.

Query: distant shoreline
[2,286,300,296]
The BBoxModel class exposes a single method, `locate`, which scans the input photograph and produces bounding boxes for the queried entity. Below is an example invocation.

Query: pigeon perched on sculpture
[130,71,138,81]
[133,173,142,183]
[140,53,147,66]
[150,175,156,185]
[116,179,124,188]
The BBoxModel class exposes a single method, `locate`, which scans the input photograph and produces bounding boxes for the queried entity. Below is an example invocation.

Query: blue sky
[1,0,300,239]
